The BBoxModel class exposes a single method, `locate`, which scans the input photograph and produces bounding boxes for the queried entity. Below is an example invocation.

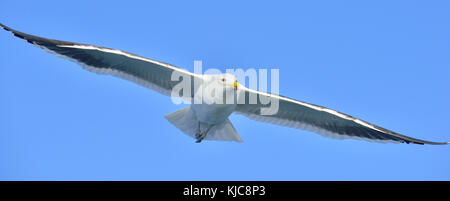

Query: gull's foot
[195,122,202,143]
[195,131,201,139]
[195,134,205,143]
[194,124,211,143]
[195,130,203,143]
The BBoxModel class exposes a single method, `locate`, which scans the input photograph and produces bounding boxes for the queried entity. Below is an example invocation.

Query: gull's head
[218,73,239,91]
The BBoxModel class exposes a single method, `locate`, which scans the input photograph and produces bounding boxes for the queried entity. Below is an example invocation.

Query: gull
[1,23,448,145]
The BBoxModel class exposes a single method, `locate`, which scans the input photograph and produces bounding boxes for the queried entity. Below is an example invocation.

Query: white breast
[191,82,237,124]
[191,102,236,125]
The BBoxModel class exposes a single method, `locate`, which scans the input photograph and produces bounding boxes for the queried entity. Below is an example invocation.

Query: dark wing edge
[0,23,198,97]
[236,88,449,145]
[1,23,76,46]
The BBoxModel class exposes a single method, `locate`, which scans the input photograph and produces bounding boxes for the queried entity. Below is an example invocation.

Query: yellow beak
[233,81,238,90]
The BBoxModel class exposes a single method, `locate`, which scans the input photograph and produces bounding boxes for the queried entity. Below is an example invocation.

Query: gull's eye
[221,78,226,82]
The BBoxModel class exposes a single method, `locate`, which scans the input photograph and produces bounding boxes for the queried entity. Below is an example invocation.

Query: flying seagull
[1,23,448,145]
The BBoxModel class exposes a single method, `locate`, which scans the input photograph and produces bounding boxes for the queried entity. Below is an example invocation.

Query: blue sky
[1,0,449,180]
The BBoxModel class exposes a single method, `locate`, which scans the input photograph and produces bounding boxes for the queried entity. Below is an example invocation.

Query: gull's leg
[195,122,201,140]
[195,125,212,143]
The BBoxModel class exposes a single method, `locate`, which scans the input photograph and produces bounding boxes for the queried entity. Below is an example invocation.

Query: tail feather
[205,119,242,142]
[164,106,242,142]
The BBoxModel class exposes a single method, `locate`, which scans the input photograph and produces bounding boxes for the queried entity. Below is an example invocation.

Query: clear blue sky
[1,0,449,180]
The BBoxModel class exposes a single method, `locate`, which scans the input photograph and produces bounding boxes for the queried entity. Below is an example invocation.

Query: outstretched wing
[235,88,449,145]
[0,23,199,96]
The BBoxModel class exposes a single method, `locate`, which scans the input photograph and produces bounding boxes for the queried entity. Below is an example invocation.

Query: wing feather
[236,88,449,145]
[0,23,198,97]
